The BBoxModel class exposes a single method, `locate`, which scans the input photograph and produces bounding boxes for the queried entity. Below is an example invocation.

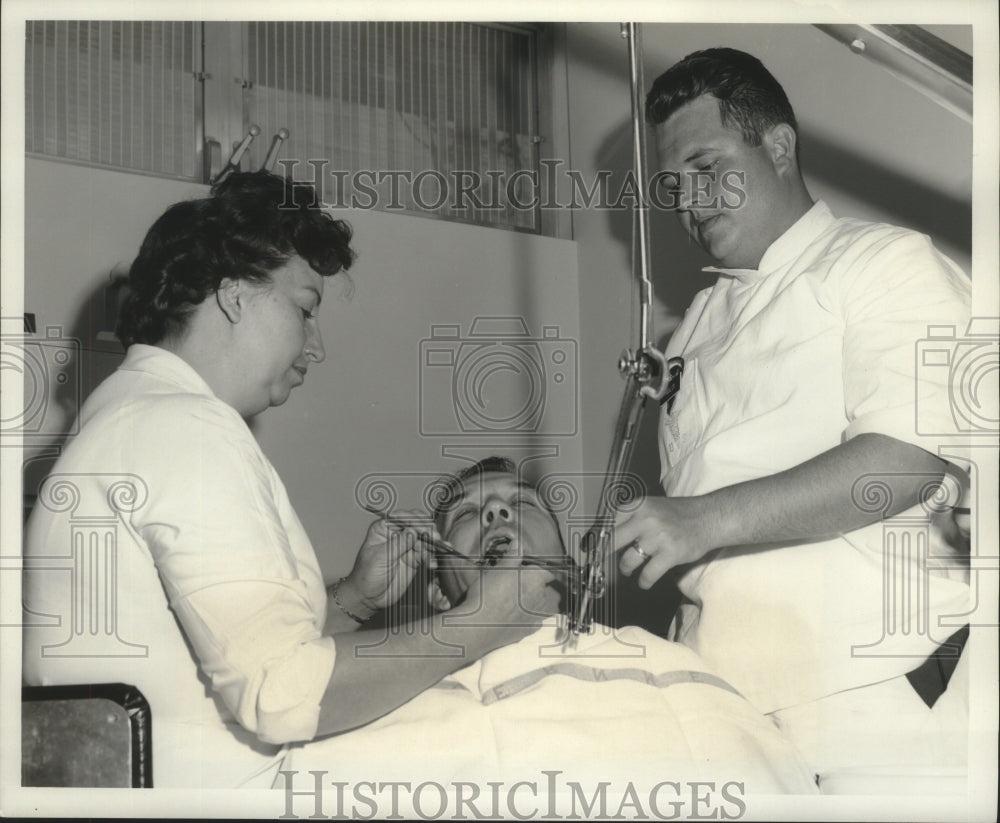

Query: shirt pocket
[660,356,704,471]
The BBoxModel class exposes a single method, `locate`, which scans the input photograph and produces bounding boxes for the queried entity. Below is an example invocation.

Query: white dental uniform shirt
[659,201,971,720]
[23,344,336,788]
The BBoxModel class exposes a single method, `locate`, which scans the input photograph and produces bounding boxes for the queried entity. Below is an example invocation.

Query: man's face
[654,94,788,270]
[436,471,564,604]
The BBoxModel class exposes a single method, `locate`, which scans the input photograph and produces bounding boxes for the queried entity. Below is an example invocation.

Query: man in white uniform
[611,48,971,781]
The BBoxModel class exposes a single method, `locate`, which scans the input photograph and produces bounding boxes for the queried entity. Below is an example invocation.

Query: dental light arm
[565,23,682,638]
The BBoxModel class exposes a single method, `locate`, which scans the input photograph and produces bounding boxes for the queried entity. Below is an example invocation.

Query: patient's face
[436,472,564,602]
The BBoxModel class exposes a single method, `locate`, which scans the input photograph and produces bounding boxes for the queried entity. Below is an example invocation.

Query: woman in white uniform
[22,172,560,788]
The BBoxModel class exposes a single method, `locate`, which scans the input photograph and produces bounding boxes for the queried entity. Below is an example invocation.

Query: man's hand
[613,433,949,589]
[614,496,712,589]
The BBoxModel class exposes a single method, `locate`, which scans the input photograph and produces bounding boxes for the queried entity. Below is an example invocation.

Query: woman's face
[235,255,326,416]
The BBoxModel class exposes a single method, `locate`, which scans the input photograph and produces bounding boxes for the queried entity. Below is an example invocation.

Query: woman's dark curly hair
[116,171,355,347]
[646,47,798,154]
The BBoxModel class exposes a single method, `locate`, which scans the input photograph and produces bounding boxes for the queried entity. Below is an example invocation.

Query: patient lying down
[281,458,819,798]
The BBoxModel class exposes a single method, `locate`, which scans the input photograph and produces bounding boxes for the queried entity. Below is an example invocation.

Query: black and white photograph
[1,1,997,820]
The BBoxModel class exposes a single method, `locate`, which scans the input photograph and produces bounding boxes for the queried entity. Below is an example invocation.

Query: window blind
[244,21,540,231]
[25,20,201,180]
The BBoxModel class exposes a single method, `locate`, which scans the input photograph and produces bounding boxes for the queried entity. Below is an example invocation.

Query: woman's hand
[444,564,562,645]
[341,509,447,614]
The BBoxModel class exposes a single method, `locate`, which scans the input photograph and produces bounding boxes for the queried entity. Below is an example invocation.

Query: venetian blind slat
[244,21,538,232]
[25,20,200,181]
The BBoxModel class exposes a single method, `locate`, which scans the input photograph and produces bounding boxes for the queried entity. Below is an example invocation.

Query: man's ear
[427,578,452,612]
[216,278,244,324]
[765,123,798,177]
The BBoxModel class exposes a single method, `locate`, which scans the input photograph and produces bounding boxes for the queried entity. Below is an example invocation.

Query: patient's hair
[117,171,355,347]
[646,47,799,154]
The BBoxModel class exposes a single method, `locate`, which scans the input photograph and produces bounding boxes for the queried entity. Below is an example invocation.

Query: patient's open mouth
[481,535,513,566]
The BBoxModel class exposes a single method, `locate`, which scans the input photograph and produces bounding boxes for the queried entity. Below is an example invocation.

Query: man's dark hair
[646,47,798,151]
[117,170,355,347]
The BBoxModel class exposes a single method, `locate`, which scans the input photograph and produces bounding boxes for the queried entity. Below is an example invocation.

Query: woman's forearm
[315,567,561,736]
[315,613,529,736]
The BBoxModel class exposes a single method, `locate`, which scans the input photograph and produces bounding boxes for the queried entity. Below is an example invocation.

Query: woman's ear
[216,278,244,324]
[427,577,452,612]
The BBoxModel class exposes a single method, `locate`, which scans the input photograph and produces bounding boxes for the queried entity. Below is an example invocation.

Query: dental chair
[21,682,152,788]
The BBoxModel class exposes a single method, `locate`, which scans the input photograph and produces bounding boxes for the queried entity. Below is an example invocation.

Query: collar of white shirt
[701,199,837,282]
[119,342,218,398]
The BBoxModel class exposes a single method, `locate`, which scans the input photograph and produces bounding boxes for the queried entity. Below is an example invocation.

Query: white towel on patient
[282,621,818,796]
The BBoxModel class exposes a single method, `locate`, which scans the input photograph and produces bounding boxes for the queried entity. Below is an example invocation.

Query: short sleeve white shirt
[23,345,337,787]
[658,201,971,713]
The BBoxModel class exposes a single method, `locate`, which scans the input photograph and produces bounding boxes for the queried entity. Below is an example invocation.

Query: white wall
[254,208,583,581]
[23,158,583,582]
[21,161,206,513]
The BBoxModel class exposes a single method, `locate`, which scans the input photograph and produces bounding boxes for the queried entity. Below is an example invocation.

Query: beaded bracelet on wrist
[331,577,371,624]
